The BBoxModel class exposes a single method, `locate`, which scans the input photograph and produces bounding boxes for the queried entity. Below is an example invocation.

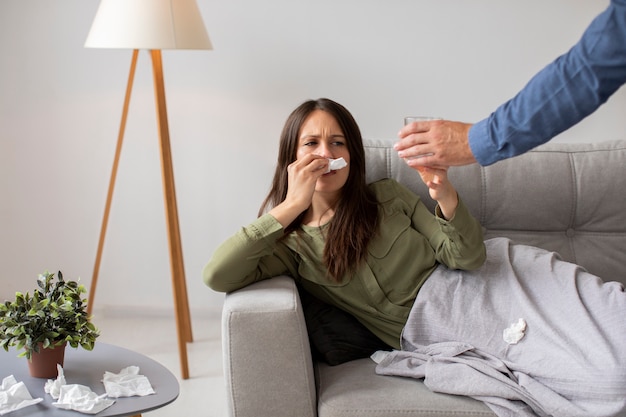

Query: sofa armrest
[222,276,317,417]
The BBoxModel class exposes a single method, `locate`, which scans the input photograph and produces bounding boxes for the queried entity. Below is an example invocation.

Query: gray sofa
[221,139,626,417]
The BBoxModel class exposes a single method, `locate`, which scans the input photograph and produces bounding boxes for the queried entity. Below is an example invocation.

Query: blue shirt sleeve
[469,0,626,166]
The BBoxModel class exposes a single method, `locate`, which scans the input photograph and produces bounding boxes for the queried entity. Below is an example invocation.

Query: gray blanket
[374,238,626,417]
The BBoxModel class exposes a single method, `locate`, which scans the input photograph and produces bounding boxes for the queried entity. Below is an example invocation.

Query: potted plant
[0,270,100,378]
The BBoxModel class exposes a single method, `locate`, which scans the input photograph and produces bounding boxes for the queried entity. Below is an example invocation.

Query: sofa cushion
[316,359,495,417]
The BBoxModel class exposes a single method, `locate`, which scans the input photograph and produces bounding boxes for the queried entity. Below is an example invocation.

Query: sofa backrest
[364,139,626,286]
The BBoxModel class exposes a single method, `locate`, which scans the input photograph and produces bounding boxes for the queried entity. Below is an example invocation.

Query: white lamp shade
[85,0,212,50]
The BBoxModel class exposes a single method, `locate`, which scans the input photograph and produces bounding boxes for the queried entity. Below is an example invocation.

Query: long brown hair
[259,98,379,281]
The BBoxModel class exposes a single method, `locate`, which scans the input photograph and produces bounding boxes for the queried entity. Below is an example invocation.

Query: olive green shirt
[204,178,486,348]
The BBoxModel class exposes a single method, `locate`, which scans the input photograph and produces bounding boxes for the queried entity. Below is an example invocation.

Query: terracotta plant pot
[27,342,67,378]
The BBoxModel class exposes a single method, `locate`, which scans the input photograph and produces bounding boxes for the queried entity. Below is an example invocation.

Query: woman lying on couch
[203,98,625,417]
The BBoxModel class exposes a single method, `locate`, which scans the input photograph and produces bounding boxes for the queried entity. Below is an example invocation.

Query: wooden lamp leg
[151,49,193,380]
[88,49,139,316]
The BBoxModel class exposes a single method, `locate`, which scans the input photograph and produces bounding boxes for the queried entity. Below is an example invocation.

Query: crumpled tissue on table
[45,365,114,414]
[102,366,155,398]
[52,385,115,415]
[0,375,43,416]
[43,364,67,400]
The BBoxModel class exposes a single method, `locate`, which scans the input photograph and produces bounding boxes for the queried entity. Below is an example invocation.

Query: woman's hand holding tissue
[270,154,333,228]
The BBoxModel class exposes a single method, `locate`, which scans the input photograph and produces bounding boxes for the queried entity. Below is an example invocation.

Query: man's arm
[471,0,626,165]
[396,0,626,167]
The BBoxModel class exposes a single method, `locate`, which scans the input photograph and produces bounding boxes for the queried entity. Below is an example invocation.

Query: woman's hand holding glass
[416,165,458,220]
[400,117,458,219]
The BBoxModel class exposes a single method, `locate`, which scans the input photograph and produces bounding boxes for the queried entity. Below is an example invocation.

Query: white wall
[1,0,624,318]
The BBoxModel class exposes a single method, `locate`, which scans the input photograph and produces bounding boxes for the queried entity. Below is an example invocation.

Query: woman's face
[296,109,350,194]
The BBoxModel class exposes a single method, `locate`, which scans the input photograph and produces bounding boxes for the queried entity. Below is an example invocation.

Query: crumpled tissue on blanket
[503,318,527,344]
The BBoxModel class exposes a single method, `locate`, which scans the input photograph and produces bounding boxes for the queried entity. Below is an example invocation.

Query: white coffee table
[1,342,179,417]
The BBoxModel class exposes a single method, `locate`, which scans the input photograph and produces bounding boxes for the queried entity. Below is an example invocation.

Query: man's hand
[396,120,477,167]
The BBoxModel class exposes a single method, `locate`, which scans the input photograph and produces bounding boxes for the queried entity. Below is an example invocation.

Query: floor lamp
[84,0,212,380]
